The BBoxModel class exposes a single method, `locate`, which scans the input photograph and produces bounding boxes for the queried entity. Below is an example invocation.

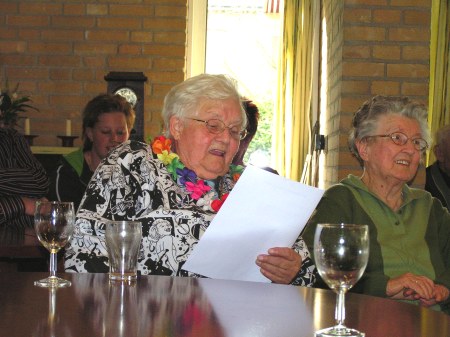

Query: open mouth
[395,160,410,166]
[209,149,226,157]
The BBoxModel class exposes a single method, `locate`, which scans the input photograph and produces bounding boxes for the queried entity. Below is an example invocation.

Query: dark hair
[82,94,135,151]
[232,99,260,166]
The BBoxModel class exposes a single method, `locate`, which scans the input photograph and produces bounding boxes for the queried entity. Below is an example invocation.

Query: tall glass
[34,201,75,288]
[314,224,369,337]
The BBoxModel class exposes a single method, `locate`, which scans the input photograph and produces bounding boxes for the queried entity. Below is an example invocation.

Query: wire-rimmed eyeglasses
[186,118,247,140]
[367,132,428,151]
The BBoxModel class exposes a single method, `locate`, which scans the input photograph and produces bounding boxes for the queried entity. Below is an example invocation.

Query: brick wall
[0,0,186,147]
[320,0,431,188]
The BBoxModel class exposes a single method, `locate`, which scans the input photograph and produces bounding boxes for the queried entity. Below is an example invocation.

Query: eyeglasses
[186,118,247,140]
[367,132,428,151]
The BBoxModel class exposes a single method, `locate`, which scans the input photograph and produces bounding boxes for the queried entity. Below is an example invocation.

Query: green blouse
[303,175,450,313]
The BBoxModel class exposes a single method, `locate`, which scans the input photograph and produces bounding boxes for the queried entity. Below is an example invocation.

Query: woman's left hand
[256,247,302,284]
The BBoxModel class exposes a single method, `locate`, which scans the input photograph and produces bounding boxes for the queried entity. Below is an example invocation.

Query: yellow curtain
[273,0,316,181]
[428,0,450,164]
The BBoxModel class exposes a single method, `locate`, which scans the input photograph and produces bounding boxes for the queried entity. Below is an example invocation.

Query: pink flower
[185,180,211,200]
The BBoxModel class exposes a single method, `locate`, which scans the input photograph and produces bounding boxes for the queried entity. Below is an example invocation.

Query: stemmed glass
[314,223,369,337]
[34,201,75,288]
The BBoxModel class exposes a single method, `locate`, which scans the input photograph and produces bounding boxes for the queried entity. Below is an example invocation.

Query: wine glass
[34,201,75,288]
[314,223,369,337]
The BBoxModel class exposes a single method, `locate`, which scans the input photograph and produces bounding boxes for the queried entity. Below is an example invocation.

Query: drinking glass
[314,223,369,337]
[34,201,75,288]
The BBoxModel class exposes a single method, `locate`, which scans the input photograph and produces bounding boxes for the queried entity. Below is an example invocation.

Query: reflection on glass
[33,288,58,337]
[105,280,139,337]
[72,275,227,336]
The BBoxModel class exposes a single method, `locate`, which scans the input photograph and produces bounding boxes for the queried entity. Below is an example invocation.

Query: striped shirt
[0,128,49,242]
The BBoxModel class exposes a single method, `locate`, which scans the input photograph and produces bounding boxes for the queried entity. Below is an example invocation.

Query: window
[187,0,283,167]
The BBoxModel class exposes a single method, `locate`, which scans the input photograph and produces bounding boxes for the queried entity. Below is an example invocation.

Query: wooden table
[0,272,448,337]
[0,227,48,272]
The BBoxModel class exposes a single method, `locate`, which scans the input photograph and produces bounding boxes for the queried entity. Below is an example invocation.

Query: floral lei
[151,135,244,212]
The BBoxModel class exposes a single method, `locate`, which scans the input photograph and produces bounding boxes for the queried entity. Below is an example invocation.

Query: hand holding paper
[183,165,324,283]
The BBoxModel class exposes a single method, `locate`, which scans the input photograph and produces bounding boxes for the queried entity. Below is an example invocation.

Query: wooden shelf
[31,146,78,155]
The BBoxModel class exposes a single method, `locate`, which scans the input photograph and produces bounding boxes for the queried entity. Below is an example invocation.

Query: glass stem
[335,289,346,327]
[50,252,57,277]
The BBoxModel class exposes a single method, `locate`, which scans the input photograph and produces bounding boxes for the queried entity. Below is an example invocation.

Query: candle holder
[57,135,78,147]
[24,135,38,146]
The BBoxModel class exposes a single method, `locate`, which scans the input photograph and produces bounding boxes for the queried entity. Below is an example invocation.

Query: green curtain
[273,0,316,181]
[428,0,450,164]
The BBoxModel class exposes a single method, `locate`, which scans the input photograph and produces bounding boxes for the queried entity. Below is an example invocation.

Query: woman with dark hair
[48,94,135,209]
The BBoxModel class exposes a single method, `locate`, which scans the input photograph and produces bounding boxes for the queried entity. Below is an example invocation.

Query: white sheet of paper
[183,165,324,283]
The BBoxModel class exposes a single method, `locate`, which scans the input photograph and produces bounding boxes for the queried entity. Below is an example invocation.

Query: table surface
[0,272,448,337]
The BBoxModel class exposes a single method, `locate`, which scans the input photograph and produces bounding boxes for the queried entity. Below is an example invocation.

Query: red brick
[343,9,371,23]
[51,16,95,28]
[86,4,107,15]
[108,57,152,69]
[404,10,431,26]
[39,81,82,94]
[73,69,95,81]
[18,29,41,40]
[371,81,400,95]
[154,31,185,44]
[401,82,429,96]
[131,31,153,43]
[83,57,106,68]
[39,55,81,67]
[0,41,27,53]
[0,55,35,67]
[373,10,402,24]
[342,45,370,59]
[110,5,154,16]
[143,18,186,30]
[0,27,17,39]
[97,17,142,29]
[7,15,49,27]
[155,5,186,18]
[0,2,18,13]
[41,30,84,41]
[152,58,185,71]
[388,28,430,42]
[118,44,143,55]
[85,30,130,42]
[49,69,72,80]
[402,46,429,61]
[19,3,62,15]
[74,43,117,55]
[28,42,72,54]
[143,44,185,57]
[373,45,401,60]
[387,63,429,78]
[64,4,86,16]
[345,0,388,5]
[342,62,385,77]
[344,26,386,41]
[6,67,49,80]
[341,80,370,94]
[390,0,431,7]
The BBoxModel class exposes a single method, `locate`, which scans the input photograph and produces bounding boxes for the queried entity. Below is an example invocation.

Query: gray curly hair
[348,95,431,167]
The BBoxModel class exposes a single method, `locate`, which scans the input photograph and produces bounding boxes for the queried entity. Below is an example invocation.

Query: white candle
[66,119,72,136]
[24,118,30,135]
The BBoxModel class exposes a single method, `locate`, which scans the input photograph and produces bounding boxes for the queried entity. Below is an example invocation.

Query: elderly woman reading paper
[65,74,315,286]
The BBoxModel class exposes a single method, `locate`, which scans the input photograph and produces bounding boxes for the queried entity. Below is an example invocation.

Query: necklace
[151,135,243,212]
